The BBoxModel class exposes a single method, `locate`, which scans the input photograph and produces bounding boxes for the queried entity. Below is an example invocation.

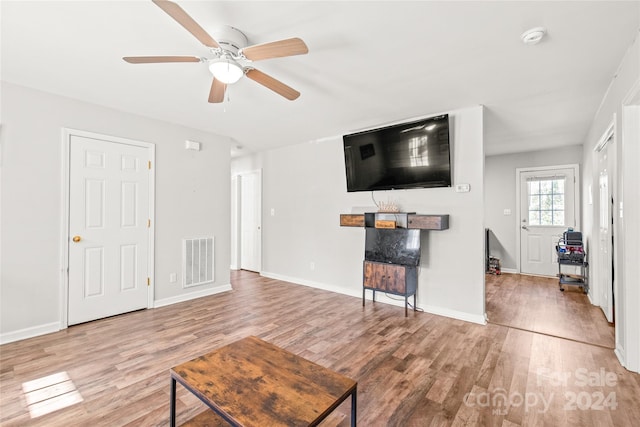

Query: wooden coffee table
[170,336,357,426]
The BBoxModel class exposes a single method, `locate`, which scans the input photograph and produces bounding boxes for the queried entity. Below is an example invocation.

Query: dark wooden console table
[340,213,449,316]
[170,335,357,426]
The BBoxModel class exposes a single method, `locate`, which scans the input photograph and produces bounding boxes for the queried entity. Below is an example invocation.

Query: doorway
[62,129,155,326]
[232,170,262,273]
[516,165,579,276]
[594,122,615,323]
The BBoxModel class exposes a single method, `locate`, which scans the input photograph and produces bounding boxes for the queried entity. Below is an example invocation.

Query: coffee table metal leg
[170,377,176,427]
[351,386,357,427]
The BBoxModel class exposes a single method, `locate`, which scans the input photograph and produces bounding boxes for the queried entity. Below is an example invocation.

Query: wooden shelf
[339,214,365,227]
[407,214,449,230]
[340,213,448,230]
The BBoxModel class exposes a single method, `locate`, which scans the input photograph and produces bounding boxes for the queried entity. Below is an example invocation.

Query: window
[527,178,565,226]
[408,136,429,167]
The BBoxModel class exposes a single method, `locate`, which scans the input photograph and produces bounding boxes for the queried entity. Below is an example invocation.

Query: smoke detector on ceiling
[521,27,547,45]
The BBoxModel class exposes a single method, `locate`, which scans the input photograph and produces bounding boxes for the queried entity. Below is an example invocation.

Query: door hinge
[148,160,151,170]
[147,277,150,286]
[147,219,151,228]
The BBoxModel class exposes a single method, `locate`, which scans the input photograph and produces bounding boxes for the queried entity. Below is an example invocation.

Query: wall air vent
[183,237,214,288]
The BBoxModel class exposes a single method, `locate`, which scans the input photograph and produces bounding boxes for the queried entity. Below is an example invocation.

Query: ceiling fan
[123,0,309,103]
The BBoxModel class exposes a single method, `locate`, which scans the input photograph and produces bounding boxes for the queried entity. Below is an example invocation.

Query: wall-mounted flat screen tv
[343,114,451,192]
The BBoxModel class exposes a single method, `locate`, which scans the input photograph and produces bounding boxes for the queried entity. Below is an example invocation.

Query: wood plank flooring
[1,270,638,426]
[485,273,615,348]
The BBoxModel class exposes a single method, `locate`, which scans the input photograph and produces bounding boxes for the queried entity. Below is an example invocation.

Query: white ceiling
[2,1,638,156]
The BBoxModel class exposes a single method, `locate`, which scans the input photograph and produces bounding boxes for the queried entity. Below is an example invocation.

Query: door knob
[72,235,82,242]
[521,225,529,231]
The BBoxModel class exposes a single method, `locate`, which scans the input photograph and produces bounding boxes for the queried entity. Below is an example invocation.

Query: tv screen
[343,114,451,192]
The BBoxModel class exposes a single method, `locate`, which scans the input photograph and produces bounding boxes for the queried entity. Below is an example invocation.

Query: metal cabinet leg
[170,377,176,427]
[351,385,357,427]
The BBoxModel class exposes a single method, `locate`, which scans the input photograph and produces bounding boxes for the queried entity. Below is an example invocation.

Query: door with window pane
[519,167,577,276]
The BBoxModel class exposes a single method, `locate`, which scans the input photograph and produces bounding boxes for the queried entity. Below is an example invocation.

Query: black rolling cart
[556,231,588,293]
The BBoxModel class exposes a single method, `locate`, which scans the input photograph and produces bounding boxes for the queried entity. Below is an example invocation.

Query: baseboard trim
[420,304,487,325]
[0,322,61,345]
[499,268,518,274]
[615,347,627,369]
[260,271,362,299]
[0,285,233,345]
[260,271,486,325]
[154,283,232,308]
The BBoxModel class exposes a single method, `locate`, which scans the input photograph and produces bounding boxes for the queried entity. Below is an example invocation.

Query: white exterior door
[519,166,578,276]
[240,170,262,272]
[68,134,152,325]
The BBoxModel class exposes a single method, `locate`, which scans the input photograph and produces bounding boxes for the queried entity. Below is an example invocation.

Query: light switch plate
[455,183,470,193]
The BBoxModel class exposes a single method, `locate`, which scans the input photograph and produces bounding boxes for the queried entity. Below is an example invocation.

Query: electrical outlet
[169,273,177,283]
[309,262,315,271]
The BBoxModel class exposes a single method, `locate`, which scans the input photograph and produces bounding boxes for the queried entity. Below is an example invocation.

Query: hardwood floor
[485,273,615,348]
[1,270,638,426]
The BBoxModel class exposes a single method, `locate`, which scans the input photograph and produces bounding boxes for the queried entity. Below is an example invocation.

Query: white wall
[0,82,231,342]
[582,29,640,372]
[233,105,486,323]
[484,145,583,271]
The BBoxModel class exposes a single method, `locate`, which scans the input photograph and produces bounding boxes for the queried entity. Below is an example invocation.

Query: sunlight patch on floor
[22,371,83,418]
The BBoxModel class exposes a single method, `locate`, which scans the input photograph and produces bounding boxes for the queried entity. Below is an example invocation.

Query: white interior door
[597,132,614,322]
[239,170,261,272]
[519,167,578,276]
[68,134,151,325]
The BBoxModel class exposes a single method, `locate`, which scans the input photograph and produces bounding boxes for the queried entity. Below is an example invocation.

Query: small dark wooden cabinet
[363,260,417,316]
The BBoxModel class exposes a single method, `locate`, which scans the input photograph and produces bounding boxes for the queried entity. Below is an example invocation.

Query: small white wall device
[185,140,201,151]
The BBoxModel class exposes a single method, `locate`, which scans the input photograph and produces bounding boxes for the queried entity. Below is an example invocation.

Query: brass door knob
[72,236,82,243]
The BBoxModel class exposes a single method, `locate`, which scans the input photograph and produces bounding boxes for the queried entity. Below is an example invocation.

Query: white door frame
[60,128,155,328]
[233,169,262,273]
[515,164,580,274]
[230,175,241,270]
[619,80,640,372]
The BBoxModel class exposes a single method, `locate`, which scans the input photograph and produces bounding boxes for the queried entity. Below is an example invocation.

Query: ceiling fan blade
[208,78,226,103]
[123,56,201,64]
[152,0,220,49]
[245,69,300,101]
[241,38,308,61]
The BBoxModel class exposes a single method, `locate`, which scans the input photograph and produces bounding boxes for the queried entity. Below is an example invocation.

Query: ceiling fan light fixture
[209,58,244,84]
[521,27,547,45]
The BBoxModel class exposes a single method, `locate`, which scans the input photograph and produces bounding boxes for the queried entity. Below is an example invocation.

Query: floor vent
[183,237,214,287]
